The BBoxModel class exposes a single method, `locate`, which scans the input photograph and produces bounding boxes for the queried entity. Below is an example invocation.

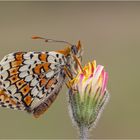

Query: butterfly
[0,36,83,118]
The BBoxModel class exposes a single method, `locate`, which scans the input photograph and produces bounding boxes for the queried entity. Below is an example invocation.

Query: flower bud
[68,60,109,139]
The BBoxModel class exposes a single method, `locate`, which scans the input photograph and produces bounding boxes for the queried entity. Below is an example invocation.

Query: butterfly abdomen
[33,92,57,118]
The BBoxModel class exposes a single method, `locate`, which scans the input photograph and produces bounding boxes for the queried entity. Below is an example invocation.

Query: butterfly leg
[72,54,85,74]
[63,66,73,80]
[64,80,78,93]
[63,67,78,93]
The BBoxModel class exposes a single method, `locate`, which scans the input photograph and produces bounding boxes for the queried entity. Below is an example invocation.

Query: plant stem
[79,124,89,140]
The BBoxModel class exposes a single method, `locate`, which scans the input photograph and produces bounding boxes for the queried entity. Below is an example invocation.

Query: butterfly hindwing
[0,51,66,116]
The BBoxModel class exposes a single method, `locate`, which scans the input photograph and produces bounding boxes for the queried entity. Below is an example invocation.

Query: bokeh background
[0,1,140,139]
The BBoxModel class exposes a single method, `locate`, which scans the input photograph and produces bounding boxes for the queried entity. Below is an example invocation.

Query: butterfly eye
[71,45,78,55]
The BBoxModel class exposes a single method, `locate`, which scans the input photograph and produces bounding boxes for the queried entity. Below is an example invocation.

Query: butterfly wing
[0,88,25,110]
[0,51,67,116]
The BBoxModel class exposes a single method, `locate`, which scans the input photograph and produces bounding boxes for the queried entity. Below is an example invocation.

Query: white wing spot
[19,72,28,78]
[25,75,33,82]
[0,71,9,80]
[30,78,39,87]
[7,85,17,95]
[46,71,54,78]
[31,87,39,97]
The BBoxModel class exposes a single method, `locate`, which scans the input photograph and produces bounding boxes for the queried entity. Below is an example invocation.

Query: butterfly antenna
[32,36,73,46]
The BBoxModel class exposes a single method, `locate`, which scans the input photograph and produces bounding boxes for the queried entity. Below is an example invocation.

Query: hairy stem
[79,124,89,140]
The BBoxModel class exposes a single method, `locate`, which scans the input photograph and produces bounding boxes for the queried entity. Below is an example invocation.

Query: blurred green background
[0,1,140,139]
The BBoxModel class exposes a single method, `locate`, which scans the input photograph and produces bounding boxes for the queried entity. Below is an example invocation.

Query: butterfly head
[71,40,83,61]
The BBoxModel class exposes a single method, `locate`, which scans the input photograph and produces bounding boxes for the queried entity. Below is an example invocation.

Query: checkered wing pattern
[0,51,67,117]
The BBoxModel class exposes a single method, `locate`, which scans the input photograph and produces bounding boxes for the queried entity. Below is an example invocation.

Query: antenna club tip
[78,40,81,45]
[31,36,42,39]
[77,40,81,49]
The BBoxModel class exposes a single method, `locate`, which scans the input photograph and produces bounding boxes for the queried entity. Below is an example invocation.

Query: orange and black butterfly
[0,36,83,118]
